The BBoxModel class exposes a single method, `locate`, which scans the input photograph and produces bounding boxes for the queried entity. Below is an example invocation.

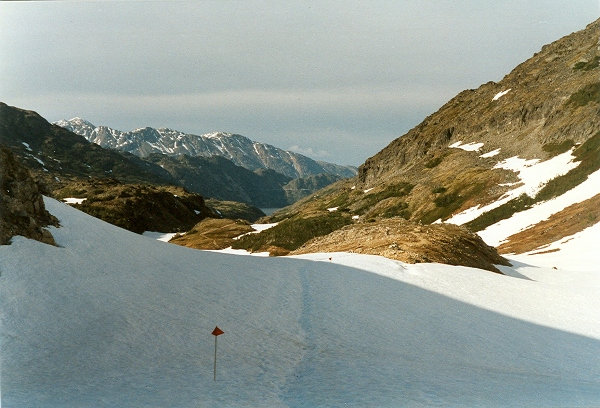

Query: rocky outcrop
[291,218,509,273]
[0,146,58,245]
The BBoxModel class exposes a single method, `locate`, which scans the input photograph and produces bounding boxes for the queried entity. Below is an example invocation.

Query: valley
[1,13,599,408]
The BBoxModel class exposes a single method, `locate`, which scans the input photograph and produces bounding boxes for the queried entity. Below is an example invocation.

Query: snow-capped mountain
[0,102,345,208]
[54,118,357,180]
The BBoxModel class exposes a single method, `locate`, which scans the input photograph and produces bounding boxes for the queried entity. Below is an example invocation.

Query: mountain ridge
[54,118,357,179]
[0,102,345,209]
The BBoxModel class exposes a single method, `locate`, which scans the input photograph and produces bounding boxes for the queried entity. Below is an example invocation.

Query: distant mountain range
[54,118,357,179]
[0,103,349,208]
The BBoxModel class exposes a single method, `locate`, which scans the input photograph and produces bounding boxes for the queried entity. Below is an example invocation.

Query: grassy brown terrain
[169,218,254,250]
[498,194,600,254]
[291,218,509,273]
[204,198,265,222]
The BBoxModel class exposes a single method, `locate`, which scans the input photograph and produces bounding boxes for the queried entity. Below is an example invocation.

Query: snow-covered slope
[54,119,356,179]
[443,139,600,250]
[1,198,599,407]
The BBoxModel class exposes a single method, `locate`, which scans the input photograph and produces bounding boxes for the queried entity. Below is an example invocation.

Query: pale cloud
[287,145,331,159]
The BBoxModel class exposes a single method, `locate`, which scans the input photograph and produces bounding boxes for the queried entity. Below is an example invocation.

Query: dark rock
[0,145,58,245]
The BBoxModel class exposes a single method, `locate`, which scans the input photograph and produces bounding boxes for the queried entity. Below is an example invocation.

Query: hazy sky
[1,1,597,166]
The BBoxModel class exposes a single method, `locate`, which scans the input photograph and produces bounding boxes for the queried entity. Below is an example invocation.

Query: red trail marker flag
[212,326,224,381]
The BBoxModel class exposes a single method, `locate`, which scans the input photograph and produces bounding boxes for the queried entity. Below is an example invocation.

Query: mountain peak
[203,131,234,139]
[66,117,96,128]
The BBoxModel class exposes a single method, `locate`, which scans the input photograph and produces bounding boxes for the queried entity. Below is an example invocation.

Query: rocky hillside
[282,173,342,204]
[204,198,266,222]
[0,102,174,189]
[278,19,599,225]
[354,18,599,224]
[144,153,292,208]
[0,146,58,245]
[55,118,357,179]
[52,179,217,234]
[232,19,599,266]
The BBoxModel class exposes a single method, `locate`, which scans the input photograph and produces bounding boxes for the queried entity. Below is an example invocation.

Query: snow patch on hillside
[479,167,600,246]
[480,148,501,158]
[507,222,600,272]
[446,149,579,225]
[62,197,87,204]
[449,141,484,151]
[142,231,178,242]
[492,88,512,101]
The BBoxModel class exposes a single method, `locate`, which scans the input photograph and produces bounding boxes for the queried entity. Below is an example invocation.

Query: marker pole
[213,335,217,381]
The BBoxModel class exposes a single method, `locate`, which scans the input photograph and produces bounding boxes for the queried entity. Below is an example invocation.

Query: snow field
[62,197,87,205]
[141,231,178,242]
[1,198,599,407]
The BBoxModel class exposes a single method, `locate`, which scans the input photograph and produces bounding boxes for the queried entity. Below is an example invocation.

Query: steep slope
[356,18,599,224]
[260,18,599,254]
[145,154,293,207]
[55,119,357,179]
[1,198,598,407]
[0,102,175,188]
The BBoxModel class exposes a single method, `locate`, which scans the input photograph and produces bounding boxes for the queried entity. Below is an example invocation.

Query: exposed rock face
[0,146,58,245]
[291,218,509,273]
